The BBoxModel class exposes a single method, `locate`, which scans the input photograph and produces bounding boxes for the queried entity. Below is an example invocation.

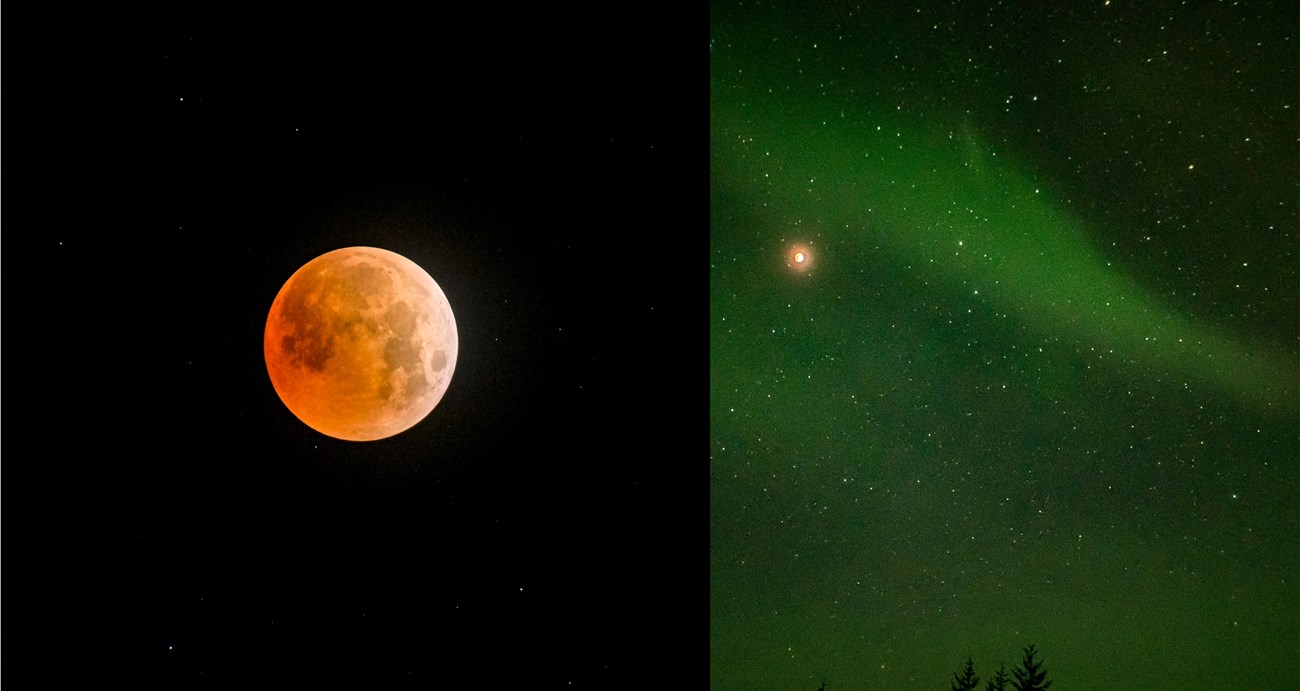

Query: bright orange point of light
[786,243,814,273]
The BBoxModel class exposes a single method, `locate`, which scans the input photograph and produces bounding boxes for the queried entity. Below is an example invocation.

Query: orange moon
[264,246,458,441]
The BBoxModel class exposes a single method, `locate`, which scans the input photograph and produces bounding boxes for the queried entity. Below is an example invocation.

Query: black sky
[8,9,697,686]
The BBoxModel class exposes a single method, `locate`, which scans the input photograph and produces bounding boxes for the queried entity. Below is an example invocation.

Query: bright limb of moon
[264,246,458,441]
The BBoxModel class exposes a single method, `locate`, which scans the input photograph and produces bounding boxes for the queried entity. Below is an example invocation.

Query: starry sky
[9,9,694,686]
[711,2,1298,690]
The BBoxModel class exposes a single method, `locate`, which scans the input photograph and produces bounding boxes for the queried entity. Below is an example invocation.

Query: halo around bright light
[786,243,815,273]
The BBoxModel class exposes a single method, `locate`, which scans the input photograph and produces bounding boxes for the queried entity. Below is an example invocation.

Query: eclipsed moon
[786,243,815,273]
[264,246,458,441]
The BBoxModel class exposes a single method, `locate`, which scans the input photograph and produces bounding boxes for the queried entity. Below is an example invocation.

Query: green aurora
[710,3,1297,690]
[712,76,1295,417]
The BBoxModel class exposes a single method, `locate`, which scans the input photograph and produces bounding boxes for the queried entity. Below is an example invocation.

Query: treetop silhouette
[984,663,1009,691]
[1010,643,1052,691]
[946,643,1051,691]
[950,655,980,691]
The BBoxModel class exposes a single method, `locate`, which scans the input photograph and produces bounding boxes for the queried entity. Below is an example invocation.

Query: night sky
[9,9,695,686]
[711,2,1298,690]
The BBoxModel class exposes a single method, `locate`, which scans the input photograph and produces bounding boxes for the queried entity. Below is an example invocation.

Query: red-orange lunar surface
[264,247,458,441]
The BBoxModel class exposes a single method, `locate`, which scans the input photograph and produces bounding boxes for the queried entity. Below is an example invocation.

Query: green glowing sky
[710,2,1298,689]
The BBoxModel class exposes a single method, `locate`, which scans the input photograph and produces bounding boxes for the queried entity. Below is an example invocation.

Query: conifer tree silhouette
[950,656,980,691]
[1010,644,1052,691]
[984,664,1009,691]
